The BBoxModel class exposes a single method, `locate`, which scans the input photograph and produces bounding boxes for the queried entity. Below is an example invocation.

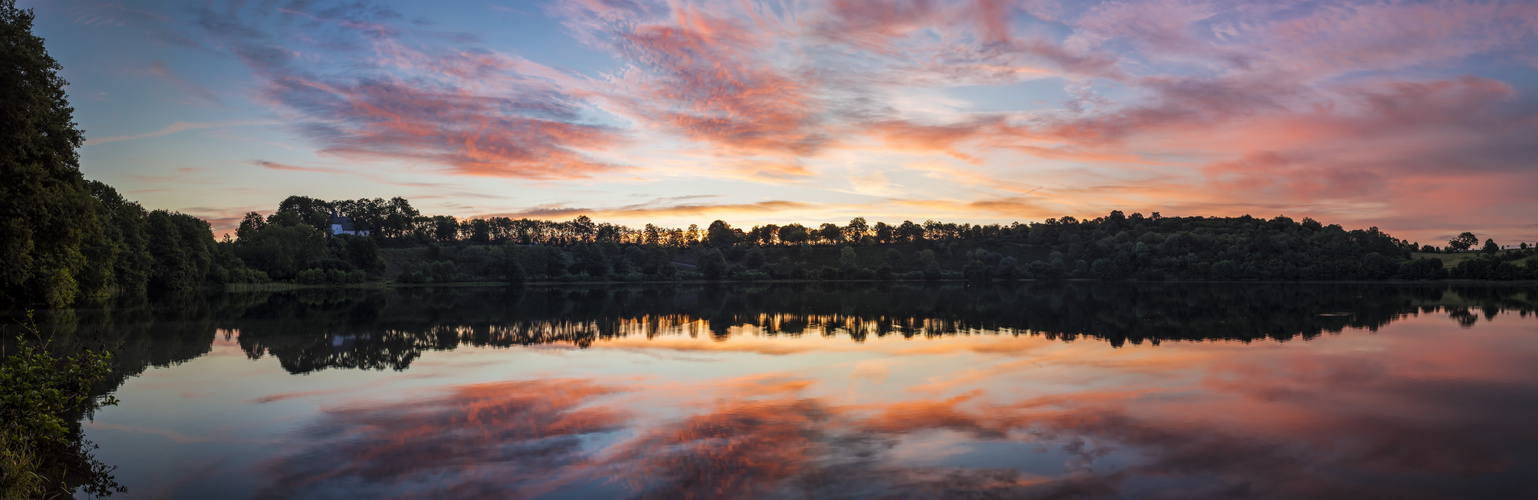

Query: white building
[330,215,368,237]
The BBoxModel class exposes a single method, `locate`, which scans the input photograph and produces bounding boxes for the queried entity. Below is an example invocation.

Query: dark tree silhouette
[1,0,101,307]
[1449,232,1479,252]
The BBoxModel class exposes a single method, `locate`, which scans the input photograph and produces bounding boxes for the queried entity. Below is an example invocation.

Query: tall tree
[845,217,869,242]
[818,223,844,244]
[896,220,925,242]
[699,248,727,280]
[705,220,738,247]
[873,222,894,243]
[1449,232,1479,252]
[778,224,810,245]
[1,1,106,307]
[276,195,334,234]
[87,181,151,293]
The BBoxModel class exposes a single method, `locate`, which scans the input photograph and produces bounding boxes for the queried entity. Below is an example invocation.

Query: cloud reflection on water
[45,284,1538,498]
[258,379,631,499]
[258,316,1538,499]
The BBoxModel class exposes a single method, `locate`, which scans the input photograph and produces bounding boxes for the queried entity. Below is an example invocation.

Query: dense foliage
[221,193,1534,283]
[0,0,98,308]
[139,194,1538,287]
[346,207,1531,283]
[1,315,123,498]
[1448,248,1538,280]
[0,2,228,309]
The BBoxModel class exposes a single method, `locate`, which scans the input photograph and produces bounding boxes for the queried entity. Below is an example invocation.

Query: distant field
[1412,249,1527,267]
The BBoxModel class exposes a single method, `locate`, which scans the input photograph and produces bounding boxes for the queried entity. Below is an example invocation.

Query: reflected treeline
[6,283,1536,379]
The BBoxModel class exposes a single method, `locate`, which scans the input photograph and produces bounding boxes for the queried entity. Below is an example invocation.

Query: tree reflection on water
[8,283,1537,499]
[19,283,1528,376]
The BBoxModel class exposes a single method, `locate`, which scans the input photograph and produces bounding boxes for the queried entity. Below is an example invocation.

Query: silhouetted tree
[1450,232,1479,252]
[845,217,869,242]
[706,220,738,247]
[1,1,104,307]
[779,224,811,245]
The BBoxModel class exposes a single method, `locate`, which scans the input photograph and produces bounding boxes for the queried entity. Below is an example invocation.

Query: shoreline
[222,278,1538,291]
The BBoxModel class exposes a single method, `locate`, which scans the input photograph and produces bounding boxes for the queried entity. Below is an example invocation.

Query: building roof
[331,216,358,232]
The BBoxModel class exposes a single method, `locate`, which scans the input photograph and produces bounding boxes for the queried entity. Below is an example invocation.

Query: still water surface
[25,283,1538,499]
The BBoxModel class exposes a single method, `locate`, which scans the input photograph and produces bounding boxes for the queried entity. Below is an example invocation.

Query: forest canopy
[216,196,1538,286]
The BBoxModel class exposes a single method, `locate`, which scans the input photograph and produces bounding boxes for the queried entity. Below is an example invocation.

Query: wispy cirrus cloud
[483,199,817,222]
[70,1,172,27]
[85,120,271,146]
[142,59,221,106]
[196,1,628,179]
[247,160,352,175]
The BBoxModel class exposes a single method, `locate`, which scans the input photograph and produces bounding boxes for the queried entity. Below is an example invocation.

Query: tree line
[12,182,1538,310]
[1,1,226,309]
[4,0,1535,310]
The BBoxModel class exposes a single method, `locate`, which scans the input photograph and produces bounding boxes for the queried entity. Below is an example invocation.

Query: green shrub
[429,261,457,283]
[295,268,326,285]
[1,314,123,497]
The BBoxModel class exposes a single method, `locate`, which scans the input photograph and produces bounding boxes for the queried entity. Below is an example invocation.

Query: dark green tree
[144,211,213,290]
[645,246,675,278]
[236,212,266,241]
[1449,232,1478,252]
[744,247,765,269]
[896,220,925,242]
[873,222,894,243]
[467,218,491,244]
[82,181,151,295]
[502,252,526,283]
[705,220,738,247]
[778,224,811,245]
[340,235,381,272]
[572,243,609,277]
[963,259,990,281]
[845,217,869,242]
[275,196,334,234]
[432,216,459,242]
[818,223,843,244]
[839,246,860,276]
[235,222,325,280]
[0,1,105,307]
[700,248,727,280]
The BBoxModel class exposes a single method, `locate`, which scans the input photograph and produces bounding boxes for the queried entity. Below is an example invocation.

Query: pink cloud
[172,0,1537,242]
[202,3,628,179]
[598,8,832,157]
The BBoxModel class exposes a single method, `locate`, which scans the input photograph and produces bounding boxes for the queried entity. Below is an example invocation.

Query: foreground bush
[1,314,124,498]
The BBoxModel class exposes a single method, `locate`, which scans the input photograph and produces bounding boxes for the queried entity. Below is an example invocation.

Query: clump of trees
[1447,246,1538,280]
[0,1,243,308]
[301,205,1492,284]
[224,205,382,285]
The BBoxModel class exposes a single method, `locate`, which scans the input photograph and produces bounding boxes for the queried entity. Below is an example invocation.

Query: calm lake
[21,283,1538,499]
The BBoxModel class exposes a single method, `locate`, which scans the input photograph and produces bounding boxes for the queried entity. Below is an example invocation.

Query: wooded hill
[207,195,1538,288]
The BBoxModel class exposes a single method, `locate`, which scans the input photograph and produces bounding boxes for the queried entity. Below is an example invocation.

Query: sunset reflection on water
[58,285,1538,499]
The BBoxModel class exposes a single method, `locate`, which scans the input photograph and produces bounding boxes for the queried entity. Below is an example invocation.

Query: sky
[24,0,1538,245]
